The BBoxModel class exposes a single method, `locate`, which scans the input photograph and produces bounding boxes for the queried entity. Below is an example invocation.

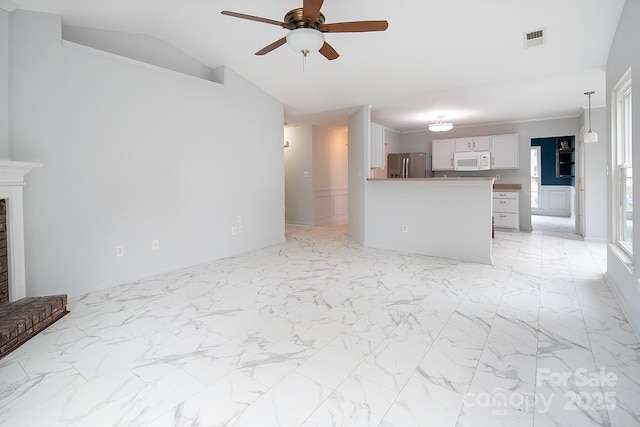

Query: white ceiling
[8,0,625,131]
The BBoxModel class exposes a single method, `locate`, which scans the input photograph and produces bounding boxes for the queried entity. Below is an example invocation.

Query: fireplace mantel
[0,159,41,301]
[0,159,41,185]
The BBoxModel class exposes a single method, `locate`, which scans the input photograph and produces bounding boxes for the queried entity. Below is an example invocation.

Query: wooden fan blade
[302,0,324,23]
[255,37,287,55]
[319,42,339,60]
[320,20,389,33]
[221,11,290,28]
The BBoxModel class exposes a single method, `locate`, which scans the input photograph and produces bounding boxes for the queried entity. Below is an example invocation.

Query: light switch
[303,171,309,178]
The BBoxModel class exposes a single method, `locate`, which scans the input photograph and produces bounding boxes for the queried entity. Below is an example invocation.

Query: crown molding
[0,0,18,12]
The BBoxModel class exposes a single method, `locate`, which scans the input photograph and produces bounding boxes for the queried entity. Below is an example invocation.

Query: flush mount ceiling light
[584,91,598,143]
[429,115,454,132]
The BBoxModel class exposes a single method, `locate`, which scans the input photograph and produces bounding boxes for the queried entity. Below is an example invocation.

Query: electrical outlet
[151,240,159,251]
[303,171,309,178]
[231,226,237,236]
[402,224,409,233]
[116,245,124,257]
[495,174,501,180]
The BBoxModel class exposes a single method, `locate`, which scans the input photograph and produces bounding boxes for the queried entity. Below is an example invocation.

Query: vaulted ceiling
[8,0,626,131]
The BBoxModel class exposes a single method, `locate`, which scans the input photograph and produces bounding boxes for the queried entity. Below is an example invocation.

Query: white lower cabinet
[493,191,519,230]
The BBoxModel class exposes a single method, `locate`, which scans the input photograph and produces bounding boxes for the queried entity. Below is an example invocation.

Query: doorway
[530,136,577,234]
[531,146,541,211]
[283,125,349,226]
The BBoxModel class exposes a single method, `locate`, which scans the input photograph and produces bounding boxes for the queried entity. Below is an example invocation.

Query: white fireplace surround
[0,158,41,301]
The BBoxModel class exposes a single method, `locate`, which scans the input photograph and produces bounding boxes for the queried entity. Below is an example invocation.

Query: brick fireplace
[0,159,69,359]
[0,199,7,304]
[0,159,41,302]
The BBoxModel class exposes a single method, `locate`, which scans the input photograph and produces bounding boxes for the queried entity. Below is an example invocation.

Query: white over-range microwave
[453,151,491,171]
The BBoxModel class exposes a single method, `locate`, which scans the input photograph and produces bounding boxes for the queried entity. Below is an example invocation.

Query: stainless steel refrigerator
[387,152,433,178]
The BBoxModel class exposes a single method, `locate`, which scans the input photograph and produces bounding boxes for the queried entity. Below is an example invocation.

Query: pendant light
[429,115,454,132]
[584,91,598,143]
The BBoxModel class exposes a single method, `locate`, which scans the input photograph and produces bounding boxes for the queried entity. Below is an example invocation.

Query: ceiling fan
[221,0,389,60]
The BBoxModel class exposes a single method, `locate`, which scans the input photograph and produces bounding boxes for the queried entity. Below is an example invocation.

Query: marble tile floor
[531,215,577,237]
[1,223,639,426]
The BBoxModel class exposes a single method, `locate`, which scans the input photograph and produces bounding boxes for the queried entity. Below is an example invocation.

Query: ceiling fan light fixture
[222,4,388,62]
[286,28,324,56]
[429,115,454,132]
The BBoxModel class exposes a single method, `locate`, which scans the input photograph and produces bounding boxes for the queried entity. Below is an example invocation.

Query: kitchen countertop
[493,183,522,191]
[367,177,495,182]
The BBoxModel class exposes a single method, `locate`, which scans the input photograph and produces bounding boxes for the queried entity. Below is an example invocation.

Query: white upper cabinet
[370,122,385,169]
[432,139,455,170]
[490,134,519,169]
[455,136,490,152]
[433,133,519,171]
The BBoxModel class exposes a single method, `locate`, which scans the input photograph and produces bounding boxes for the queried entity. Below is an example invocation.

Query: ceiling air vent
[524,28,546,48]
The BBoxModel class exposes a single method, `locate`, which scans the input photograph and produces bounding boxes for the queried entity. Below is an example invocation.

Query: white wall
[312,126,348,224]
[0,9,9,157]
[62,26,221,83]
[605,0,640,335]
[533,185,572,216]
[399,131,429,154]
[312,127,348,191]
[582,106,607,241]
[9,10,285,297]
[365,179,494,264]
[284,125,314,225]
[401,117,581,231]
[347,106,369,244]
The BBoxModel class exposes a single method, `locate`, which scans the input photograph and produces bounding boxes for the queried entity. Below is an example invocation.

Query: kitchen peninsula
[364,177,494,264]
